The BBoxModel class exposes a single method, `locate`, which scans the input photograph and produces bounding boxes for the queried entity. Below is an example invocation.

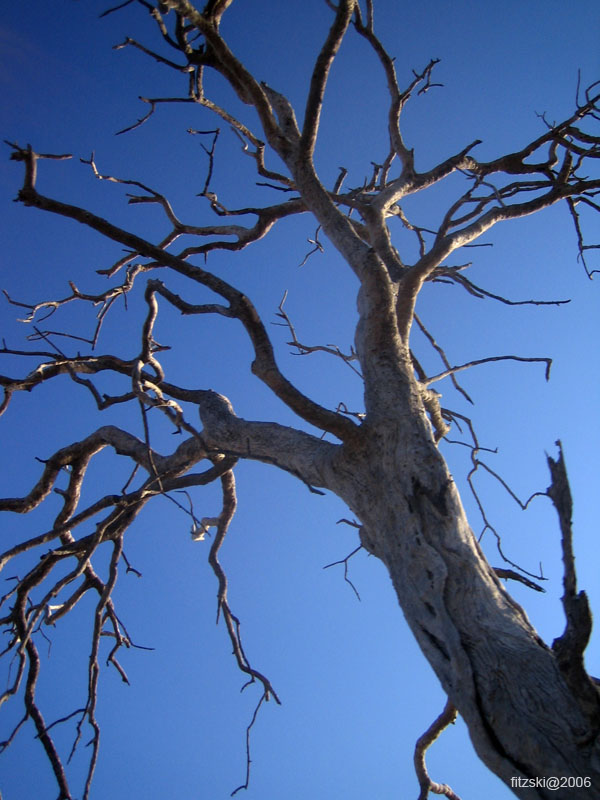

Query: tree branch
[549,443,600,726]
[7,142,358,442]
[414,698,461,800]
[300,0,355,159]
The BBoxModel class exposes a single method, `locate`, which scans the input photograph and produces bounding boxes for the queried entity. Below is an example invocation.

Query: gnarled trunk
[3,3,599,798]
[325,414,600,798]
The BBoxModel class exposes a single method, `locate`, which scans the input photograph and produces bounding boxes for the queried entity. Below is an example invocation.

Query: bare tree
[2,2,600,798]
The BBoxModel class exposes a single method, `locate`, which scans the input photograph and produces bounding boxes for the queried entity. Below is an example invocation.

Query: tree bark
[3,3,600,797]
[324,407,600,798]
[196,345,600,798]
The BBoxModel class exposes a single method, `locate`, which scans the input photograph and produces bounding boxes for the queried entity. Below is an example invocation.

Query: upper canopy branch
[111,3,599,301]
[7,4,598,437]
[473,83,600,178]
[137,3,375,281]
[157,0,291,155]
[353,1,440,180]
[81,151,307,261]
[300,0,355,160]
[395,153,599,327]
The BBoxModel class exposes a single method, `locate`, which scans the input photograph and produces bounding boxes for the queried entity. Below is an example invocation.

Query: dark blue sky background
[1,2,599,799]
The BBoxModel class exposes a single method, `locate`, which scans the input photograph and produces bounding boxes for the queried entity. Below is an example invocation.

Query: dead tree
[1,1,600,798]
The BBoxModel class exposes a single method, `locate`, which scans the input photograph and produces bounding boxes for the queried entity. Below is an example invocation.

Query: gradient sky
[1,2,600,799]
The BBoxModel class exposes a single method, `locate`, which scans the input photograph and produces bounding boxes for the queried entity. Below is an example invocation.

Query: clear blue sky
[1,2,599,799]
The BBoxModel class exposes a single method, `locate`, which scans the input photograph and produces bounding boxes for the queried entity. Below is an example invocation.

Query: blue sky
[1,1,599,799]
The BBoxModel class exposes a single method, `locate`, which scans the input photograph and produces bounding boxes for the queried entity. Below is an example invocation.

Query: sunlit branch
[414,698,461,800]
[227,126,296,189]
[300,0,355,160]
[0,426,176,514]
[352,5,440,178]
[157,1,285,153]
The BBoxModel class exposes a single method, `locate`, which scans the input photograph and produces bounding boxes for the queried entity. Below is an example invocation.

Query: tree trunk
[4,4,600,797]
[324,411,600,799]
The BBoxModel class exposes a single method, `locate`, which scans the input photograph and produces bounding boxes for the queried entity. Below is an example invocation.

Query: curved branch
[300,0,355,159]
[414,698,461,800]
